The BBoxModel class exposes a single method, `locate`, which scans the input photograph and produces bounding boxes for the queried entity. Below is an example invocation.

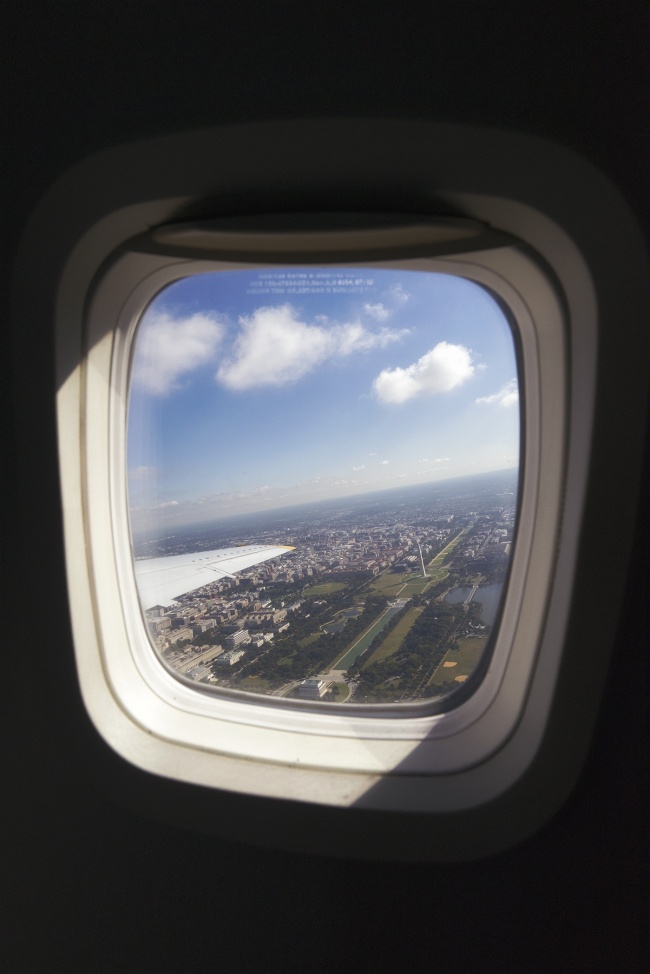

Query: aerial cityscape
[136,470,517,705]
[128,266,519,705]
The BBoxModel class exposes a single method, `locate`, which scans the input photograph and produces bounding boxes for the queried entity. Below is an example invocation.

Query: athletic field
[429,635,486,684]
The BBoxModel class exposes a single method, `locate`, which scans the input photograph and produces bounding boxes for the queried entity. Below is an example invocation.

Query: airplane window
[39,120,646,845]
[127,267,520,708]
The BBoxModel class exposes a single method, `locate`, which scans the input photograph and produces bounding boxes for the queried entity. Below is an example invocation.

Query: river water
[444,582,503,626]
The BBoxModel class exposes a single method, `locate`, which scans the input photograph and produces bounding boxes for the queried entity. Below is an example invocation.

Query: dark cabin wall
[2,4,648,972]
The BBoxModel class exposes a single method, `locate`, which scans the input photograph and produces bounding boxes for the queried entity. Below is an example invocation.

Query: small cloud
[386,283,410,305]
[373,341,474,404]
[475,379,519,407]
[236,485,270,497]
[132,310,225,395]
[153,500,179,509]
[381,459,390,465]
[435,457,451,462]
[363,302,390,321]
[418,458,431,464]
[369,452,378,456]
[352,464,366,471]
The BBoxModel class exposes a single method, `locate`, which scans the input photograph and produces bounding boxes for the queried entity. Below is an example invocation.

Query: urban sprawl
[140,472,517,705]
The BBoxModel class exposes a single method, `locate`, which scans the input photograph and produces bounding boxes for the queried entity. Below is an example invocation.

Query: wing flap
[135,544,294,609]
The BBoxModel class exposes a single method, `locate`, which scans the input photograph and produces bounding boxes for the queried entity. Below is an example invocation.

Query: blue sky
[128,267,519,530]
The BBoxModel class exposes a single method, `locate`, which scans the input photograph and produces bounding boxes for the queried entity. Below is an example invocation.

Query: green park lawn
[367,573,408,596]
[304,582,348,596]
[298,633,322,648]
[401,574,437,595]
[363,606,424,668]
[328,682,350,702]
[366,528,469,598]
[425,527,468,569]
[429,635,486,685]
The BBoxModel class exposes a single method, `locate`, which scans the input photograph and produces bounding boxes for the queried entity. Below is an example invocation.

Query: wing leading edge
[134,544,295,610]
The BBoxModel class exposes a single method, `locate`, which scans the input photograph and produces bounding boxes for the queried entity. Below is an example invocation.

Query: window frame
[72,227,565,789]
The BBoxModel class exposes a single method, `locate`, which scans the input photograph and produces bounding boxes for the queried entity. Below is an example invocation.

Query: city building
[297,679,330,699]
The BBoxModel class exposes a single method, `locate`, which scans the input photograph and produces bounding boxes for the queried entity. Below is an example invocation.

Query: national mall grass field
[362,605,424,668]
[430,636,486,684]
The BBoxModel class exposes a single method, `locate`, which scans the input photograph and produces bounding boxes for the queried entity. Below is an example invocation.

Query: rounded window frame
[76,226,569,788]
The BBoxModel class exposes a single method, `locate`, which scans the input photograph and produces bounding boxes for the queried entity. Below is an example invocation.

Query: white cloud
[381,459,389,465]
[132,310,225,395]
[235,485,270,498]
[363,302,390,320]
[387,283,410,305]
[373,341,474,404]
[475,379,519,407]
[216,304,407,391]
[352,464,366,471]
[153,500,179,509]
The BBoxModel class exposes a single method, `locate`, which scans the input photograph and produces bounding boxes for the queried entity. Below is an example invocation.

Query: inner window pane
[127,267,519,705]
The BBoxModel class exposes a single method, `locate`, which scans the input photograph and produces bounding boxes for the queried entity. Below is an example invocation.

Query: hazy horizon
[132,468,518,545]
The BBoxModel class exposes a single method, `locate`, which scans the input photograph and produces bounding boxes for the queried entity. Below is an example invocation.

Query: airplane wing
[134,544,295,610]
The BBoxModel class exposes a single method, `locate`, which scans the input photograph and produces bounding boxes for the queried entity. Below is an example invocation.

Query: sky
[128,267,519,531]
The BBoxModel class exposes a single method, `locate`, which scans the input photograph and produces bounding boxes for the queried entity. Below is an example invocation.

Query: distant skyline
[128,267,519,531]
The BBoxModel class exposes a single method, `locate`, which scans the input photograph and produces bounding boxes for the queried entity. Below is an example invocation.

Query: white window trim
[67,225,570,803]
